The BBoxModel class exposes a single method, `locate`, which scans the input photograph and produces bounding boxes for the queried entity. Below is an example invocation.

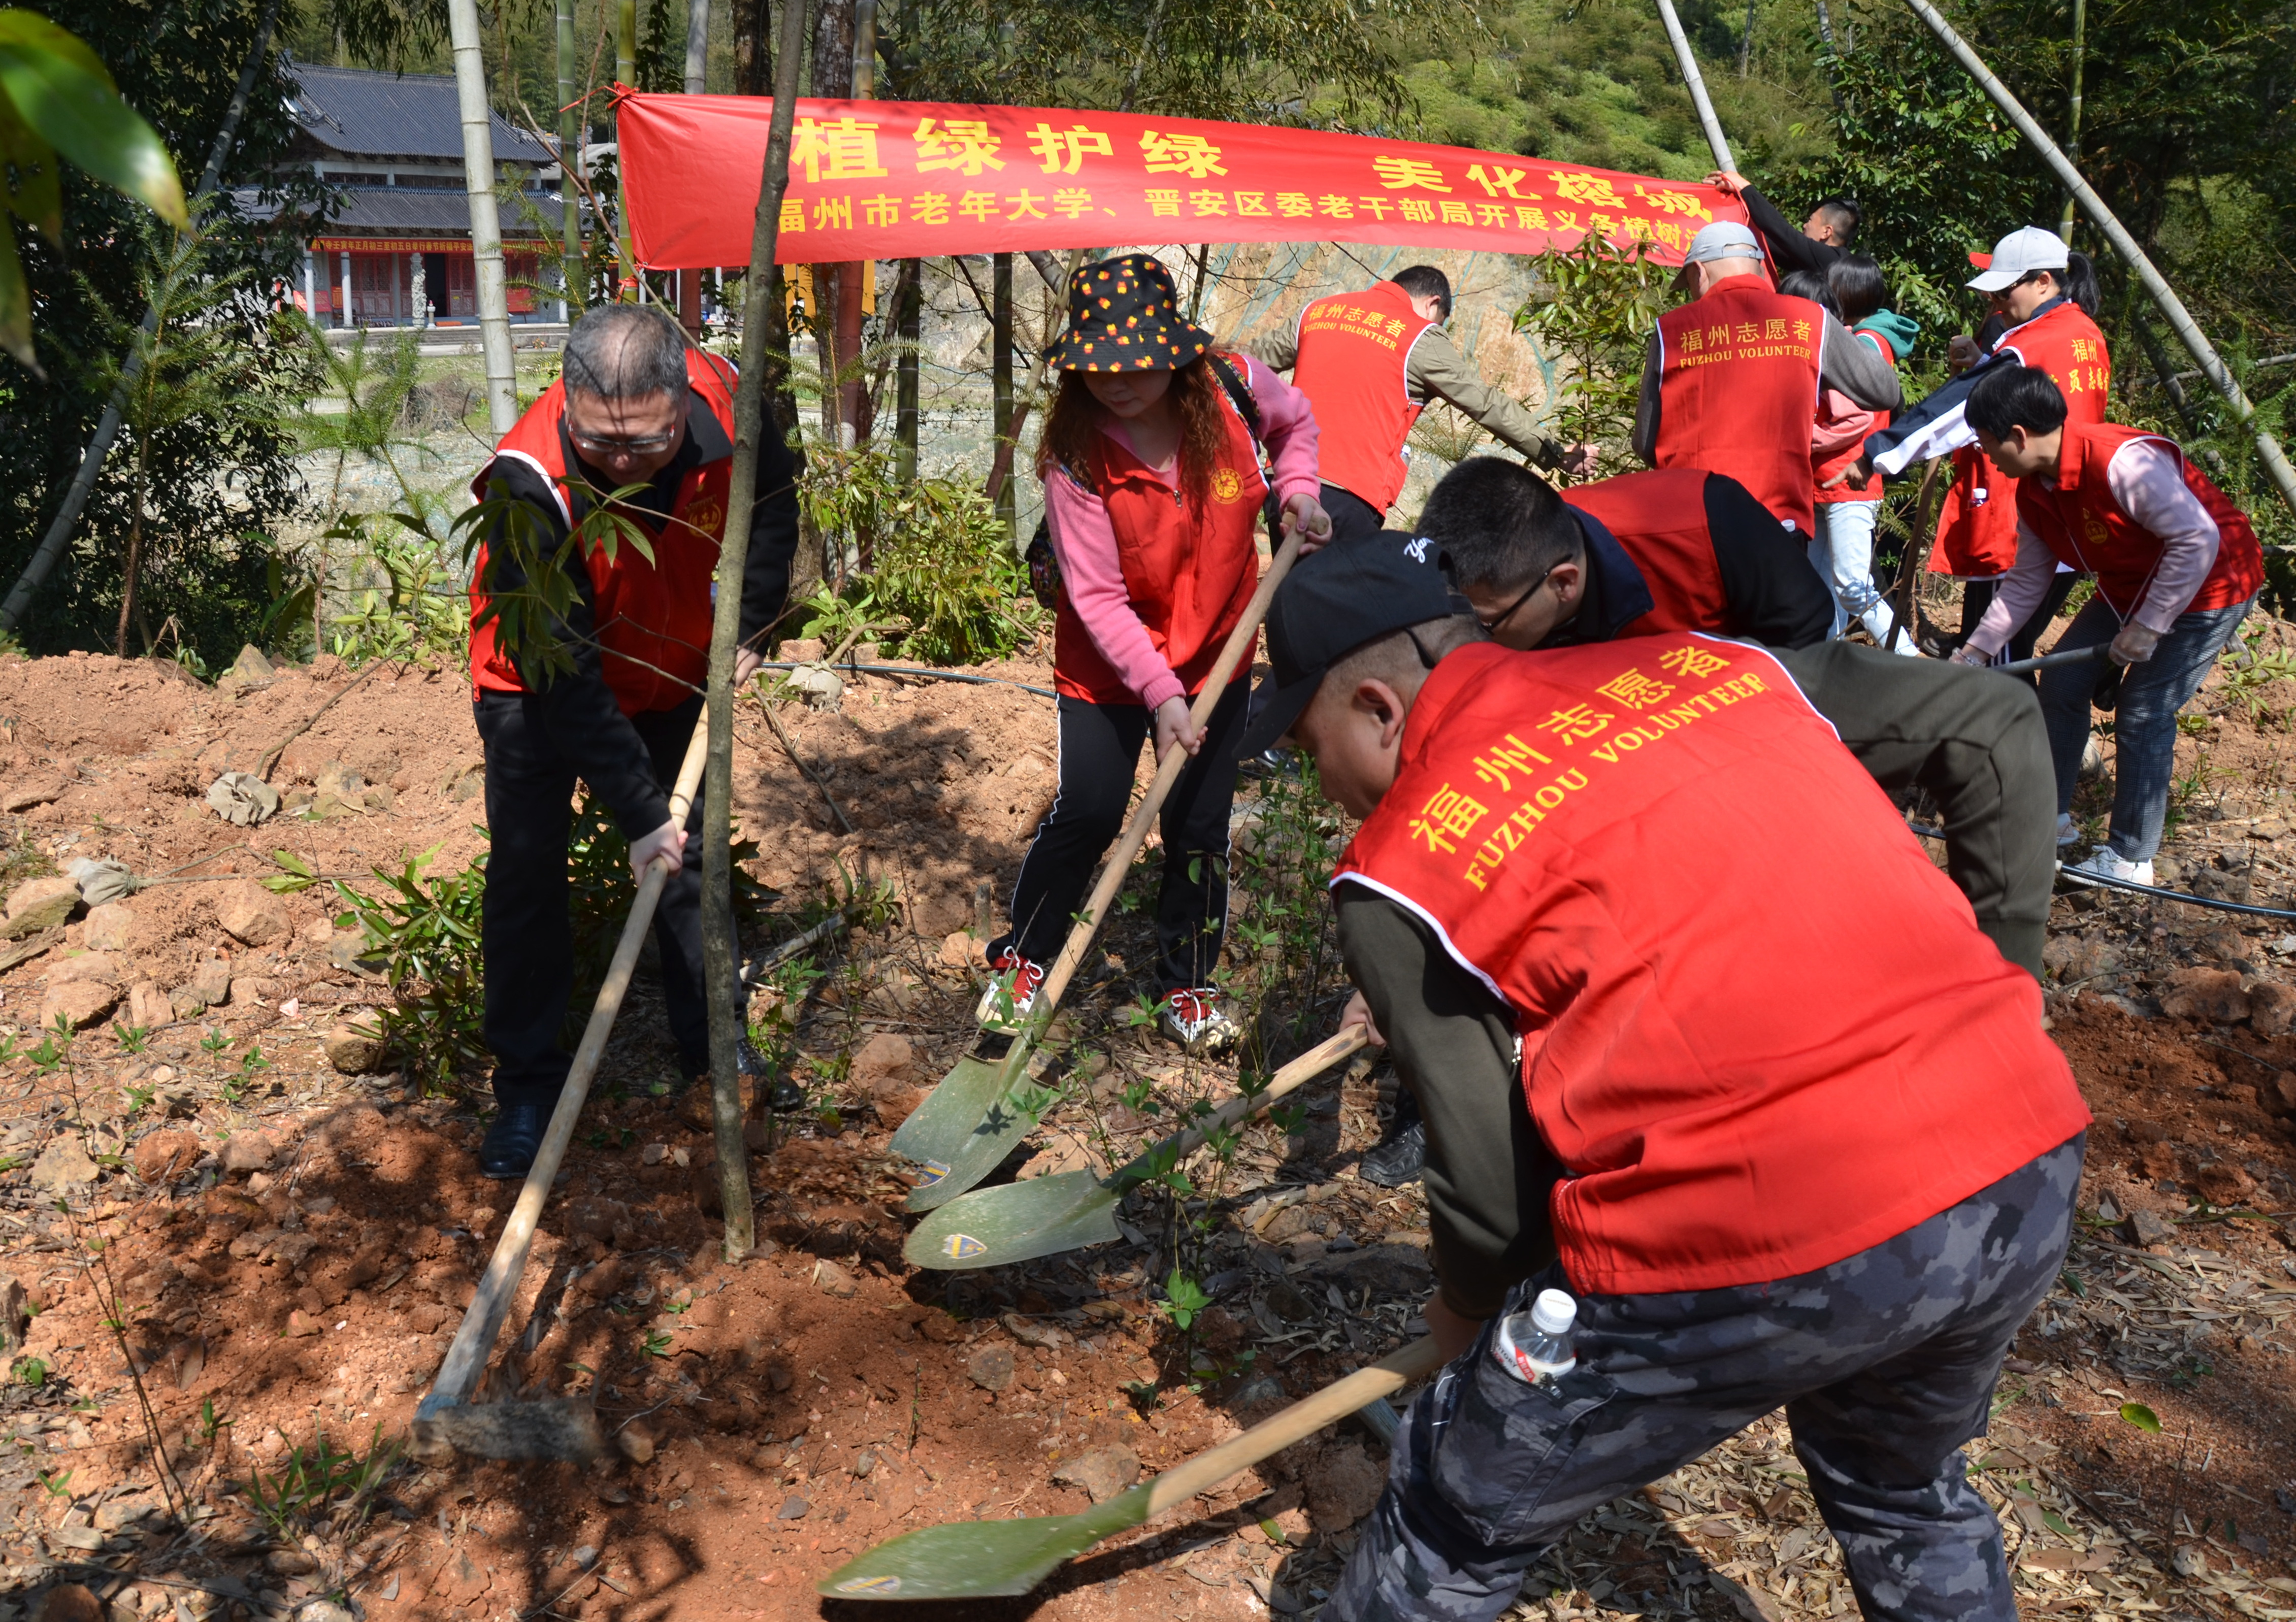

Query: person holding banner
[1704,168,1862,278]
[981,253,1330,1055]
[1632,222,1901,538]
[1950,366,2261,888]
[1253,266,1586,545]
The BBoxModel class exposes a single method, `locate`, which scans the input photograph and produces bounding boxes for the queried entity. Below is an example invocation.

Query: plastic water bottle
[1492,1287,1578,1386]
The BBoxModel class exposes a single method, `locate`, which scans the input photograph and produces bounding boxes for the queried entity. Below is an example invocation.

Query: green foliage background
[7,0,2293,660]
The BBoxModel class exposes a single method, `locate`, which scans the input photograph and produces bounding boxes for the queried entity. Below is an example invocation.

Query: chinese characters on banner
[615,91,1741,269]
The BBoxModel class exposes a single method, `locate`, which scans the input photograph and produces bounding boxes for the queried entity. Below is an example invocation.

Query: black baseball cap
[1236,532,1467,757]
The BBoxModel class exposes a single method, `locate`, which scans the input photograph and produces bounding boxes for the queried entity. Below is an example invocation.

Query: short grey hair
[562,304,687,400]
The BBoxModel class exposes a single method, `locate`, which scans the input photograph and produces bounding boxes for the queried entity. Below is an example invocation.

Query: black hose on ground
[1907,823,2296,920]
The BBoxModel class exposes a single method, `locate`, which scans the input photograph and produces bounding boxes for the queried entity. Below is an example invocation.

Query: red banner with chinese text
[616,91,1740,269]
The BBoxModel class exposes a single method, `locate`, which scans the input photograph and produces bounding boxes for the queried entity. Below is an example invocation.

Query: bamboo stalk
[1654,0,1734,172]
[702,0,815,1262]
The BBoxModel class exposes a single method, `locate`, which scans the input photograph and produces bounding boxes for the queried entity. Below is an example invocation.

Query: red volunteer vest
[2019,422,2263,619]
[1052,356,1268,706]
[1289,282,1436,514]
[1560,471,1729,636]
[1335,639,2089,1296]
[1655,276,1826,536]
[469,350,740,716]
[1813,329,1897,508]
[1929,301,2111,578]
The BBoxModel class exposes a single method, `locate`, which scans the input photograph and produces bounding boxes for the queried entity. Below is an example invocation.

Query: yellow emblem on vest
[683,496,726,537]
[1212,468,1243,504]
[2083,513,2111,545]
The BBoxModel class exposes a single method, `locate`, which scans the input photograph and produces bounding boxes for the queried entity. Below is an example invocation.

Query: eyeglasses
[569,428,678,456]
[1475,562,1557,632]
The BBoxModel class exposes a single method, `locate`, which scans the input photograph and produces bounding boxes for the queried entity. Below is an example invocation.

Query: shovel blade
[818,1485,1149,1600]
[904,1170,1123,1270]
[888,1050,1012,1190]
[895,1045,1055,1214]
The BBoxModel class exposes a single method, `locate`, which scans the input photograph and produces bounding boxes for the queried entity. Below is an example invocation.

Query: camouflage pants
[1331,1135,2084,1622]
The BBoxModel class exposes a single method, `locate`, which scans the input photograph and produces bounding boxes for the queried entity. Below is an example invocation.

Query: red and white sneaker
[975,948,1046,1033]
[1160,987,1240,1055]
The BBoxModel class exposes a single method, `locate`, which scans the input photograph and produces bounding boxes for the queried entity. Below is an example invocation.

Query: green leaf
[2118,1401,2161,1434]
[0,87,61,240]
[0,11,186,227]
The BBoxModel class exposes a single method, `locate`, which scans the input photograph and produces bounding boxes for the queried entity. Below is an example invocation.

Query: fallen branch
[256,660,399,781]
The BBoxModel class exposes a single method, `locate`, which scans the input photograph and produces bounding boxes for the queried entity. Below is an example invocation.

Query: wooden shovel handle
[1110,1027,1367,1193]
[1025,524,1308,1028]
[1147,1336,1445,1513]
[419,722,712,1417]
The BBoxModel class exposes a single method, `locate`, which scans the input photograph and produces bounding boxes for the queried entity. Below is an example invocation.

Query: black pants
[1775,642,2056,979]
[1261,481,1387,551]
[992,685,1250,995]
[473,691,736,1107]
[1960,572,2077,664]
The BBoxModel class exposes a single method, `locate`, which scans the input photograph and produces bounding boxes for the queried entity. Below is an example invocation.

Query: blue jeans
[2039,592,2253,862]
[1810,501,1883,638]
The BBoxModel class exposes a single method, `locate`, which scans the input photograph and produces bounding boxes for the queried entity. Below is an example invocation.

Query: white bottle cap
[1529,1288,1577,1336]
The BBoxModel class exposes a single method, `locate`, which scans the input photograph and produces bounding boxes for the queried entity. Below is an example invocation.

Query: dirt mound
[4,637,2296,1622]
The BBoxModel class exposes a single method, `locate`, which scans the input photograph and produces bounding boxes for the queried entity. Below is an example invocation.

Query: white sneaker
[1159,987,1240,1056]
[2079,737,2107,780]
[2064,849,2153,888]
[2055,813,2079,846]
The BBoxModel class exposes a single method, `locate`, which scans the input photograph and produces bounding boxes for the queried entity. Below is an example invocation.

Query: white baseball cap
[1965,225,2070,292]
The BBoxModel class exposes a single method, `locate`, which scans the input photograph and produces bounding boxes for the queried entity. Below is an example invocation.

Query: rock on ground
[5,876,79,935]
[2251,980,2296,1038]
[1303,1440,1386,1531]
[81,900,134,950]
[40,979,118,1030]
[1053,1444,1140,1503]
[126,980,170,1030]
[966,1344,1015,1392]
[2159,966,2250,1023]
[220,1133,277,1177]
[215,880,290,947]
[323,1011,388,1074]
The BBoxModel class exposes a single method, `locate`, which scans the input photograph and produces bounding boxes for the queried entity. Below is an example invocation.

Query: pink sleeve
[1044,466,1187,713]
[1240,353,1322,508]
[2108,439,2221,633]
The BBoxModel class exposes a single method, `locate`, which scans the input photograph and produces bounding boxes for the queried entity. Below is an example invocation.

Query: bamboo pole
[1,0,282,634]
[616,0,638,297]
[2058,0,2085,242]
[447,0,520,434]
[557,0,582,315]
[684,0,713,91]
[1899,0,2296,521]
[1654,0,1734,173]
[703,0,814,1262]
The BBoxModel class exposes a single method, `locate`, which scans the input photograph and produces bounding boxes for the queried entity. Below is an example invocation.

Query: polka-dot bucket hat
[1046,252,1213,372]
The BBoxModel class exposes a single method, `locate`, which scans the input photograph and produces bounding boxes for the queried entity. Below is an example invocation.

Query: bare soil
[1,628,2295,1622]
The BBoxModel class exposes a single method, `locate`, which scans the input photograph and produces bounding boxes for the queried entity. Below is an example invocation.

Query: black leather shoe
[479,1100,550,1180]
[738,1037,809,1112]
[1360,1091,1426,1188]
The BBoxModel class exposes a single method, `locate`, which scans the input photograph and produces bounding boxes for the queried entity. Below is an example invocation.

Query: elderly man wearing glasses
[465,303,803,1179]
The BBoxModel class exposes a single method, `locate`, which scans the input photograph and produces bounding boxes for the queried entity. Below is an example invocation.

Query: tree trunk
[894,257,921,481]
[705,0,814,1265]
[812,0,860,444]
[115,441,151,660]
[733,0,772,94]
[992,253,1014,534]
